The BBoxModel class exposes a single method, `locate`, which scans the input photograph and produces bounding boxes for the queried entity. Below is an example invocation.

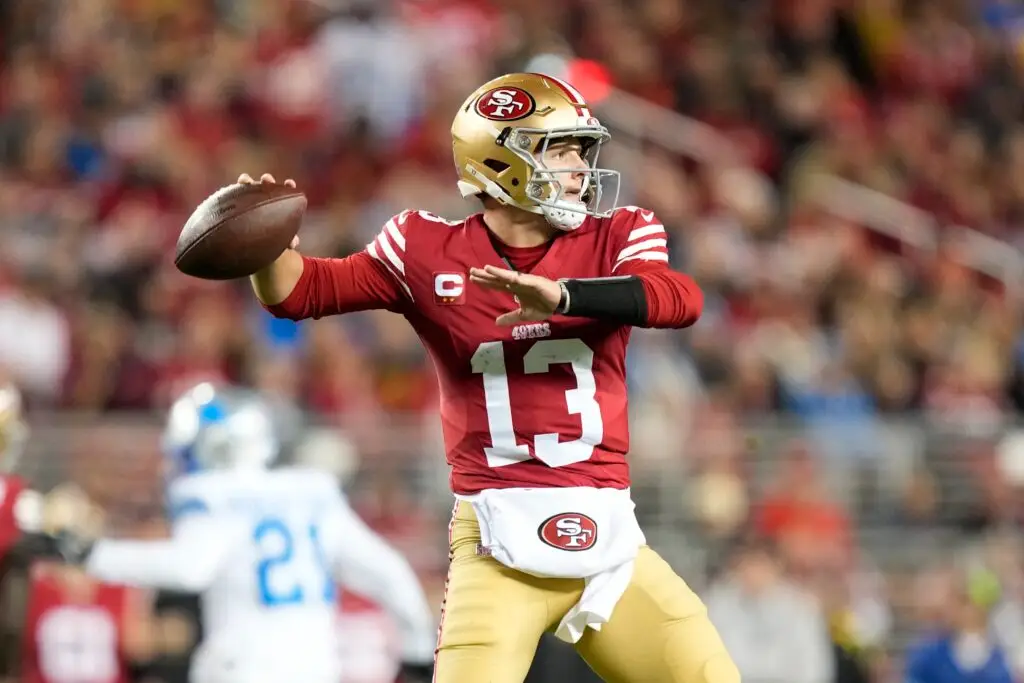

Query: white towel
[458,487,644,642]
[555,558,635,643]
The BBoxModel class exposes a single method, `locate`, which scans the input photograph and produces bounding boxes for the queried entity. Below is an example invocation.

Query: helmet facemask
[504,126,620,231]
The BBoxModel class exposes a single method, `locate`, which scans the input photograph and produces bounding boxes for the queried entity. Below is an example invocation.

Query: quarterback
[251,72,739,683]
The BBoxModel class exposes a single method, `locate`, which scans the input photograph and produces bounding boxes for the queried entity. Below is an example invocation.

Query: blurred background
[3,0,1024,681]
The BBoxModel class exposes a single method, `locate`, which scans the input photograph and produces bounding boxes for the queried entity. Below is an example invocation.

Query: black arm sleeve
[559,276,647,327]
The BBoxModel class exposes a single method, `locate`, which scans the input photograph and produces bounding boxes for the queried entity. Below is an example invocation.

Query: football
[175,183,307,280]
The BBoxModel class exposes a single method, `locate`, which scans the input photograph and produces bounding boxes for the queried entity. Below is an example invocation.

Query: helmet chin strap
[536,173,590,231]
[541,201,588,231]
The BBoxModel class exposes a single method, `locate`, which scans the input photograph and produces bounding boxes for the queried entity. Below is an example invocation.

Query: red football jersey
[0,474,29,557]
[21,565,134,683]
[362,207,671,494]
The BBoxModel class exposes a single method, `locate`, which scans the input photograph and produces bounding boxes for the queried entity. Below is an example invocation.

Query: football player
[53,383,437,683]
[0,381,87,681]
[15,556,152,683]
[0,382,44,557]
[246,72,739,683]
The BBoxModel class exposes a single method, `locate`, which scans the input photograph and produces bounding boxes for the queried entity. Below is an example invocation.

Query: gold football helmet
[452,72,619,230]
[0,382,26,472]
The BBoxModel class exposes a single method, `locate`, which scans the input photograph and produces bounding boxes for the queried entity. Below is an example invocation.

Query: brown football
[175,183,307,280]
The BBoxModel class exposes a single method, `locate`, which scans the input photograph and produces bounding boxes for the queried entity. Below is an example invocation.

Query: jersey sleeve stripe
[613,251,670,270]
[384,219,406,251]
[376,232,406,275]
[367,239,414,299]
[626,224,665,242]
[614,237,667,262]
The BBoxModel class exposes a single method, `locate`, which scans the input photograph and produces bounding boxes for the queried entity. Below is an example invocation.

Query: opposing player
[248,72,738,683]
[56,383,437,683]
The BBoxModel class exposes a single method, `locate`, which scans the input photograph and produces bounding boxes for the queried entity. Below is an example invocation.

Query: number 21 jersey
[364,207,671,494]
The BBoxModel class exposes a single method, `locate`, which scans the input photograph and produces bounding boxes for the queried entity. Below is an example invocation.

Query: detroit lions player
[64,383,437,683]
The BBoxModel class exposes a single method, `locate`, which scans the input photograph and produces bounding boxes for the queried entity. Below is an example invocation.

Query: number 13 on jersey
[471,338,604,469]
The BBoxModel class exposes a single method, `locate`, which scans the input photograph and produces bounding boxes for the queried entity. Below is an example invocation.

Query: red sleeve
[631,265,703,329]
[263,252,407,320]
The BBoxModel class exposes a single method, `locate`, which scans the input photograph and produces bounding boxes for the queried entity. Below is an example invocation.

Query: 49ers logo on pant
[538,513,598,551]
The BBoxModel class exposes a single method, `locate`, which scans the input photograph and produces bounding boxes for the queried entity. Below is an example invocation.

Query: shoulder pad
[285,466,337,492]
[274,466,340,501]
[365,210,466,300]
[608,206,669,273]
[398,209,465,229]
[166,475,215,522]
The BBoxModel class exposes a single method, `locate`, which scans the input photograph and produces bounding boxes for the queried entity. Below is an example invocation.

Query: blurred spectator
[753,443,853,574]
[706,538,834,683]
[810,567,892,683]
[978,532,1024,679]
[0,269,69,405]
[903,567,1015,683]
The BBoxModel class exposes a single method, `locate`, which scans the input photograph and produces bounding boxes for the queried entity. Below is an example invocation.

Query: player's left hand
[469,265,561,325]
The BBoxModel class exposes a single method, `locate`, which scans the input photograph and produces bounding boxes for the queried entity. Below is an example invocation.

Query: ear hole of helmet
[483,159,510,173]
[482,158,522,190]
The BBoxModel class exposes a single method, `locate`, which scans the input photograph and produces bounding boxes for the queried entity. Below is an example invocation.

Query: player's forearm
[557,270,703,329]
[333,521,436,663]
[261,252,406,320]
[635,269,703,328]
[250,248,305,306]
[86,537,223,593]
[345,544,436,663]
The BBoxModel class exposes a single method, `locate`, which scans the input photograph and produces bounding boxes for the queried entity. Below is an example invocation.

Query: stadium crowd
[2,0,1024,681]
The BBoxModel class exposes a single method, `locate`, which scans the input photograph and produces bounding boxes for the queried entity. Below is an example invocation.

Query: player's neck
[482,209,558,248]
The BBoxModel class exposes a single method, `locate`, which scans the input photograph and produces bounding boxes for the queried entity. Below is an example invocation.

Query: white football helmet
[162,382,279,478]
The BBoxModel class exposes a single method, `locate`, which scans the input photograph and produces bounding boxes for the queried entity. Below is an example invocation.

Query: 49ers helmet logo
[538,513,598,551]
[475,87,536,121]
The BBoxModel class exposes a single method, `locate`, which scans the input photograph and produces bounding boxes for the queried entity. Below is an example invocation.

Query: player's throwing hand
[237,173,301,250]
[469,265,562,325]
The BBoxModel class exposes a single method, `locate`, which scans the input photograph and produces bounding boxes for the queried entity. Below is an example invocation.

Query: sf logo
[538,513,598,551]
[475,87,536,122]
[486,90,526,118]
